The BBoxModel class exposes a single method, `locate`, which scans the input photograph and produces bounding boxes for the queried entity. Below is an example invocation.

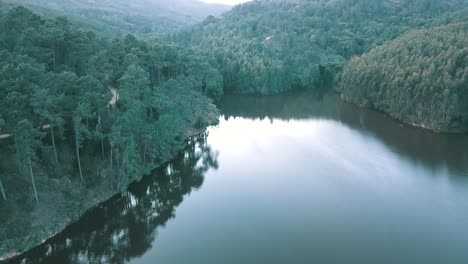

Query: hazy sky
[201,0,251,5]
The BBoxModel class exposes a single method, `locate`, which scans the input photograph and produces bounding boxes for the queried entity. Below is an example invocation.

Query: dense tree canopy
[0,5,224,258]
[1,0,468,259]
[340,22,468,132]
[0,0,230,37]
[8,134,217,264]
[170,0,468,94]
[0,6,222,250]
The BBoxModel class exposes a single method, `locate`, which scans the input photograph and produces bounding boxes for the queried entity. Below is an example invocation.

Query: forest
[2,134,218,263]
[170,0,468,94]
[340,22,468,133]
[0,6,222,256]
[0,0,229,37]
[1,0,468,260]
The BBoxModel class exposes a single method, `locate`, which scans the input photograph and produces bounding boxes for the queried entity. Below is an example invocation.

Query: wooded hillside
[0,0,230,37]
[0,6,222,256]
[170,0,468,94]
[340,21,468,132]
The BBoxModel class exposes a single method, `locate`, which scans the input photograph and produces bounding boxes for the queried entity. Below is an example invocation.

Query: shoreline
[0,116,219,262]
[340,95,468,135]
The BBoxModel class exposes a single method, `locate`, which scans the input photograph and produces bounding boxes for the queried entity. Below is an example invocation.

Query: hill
[340,22,468,133]
[0,6,222,257]
[0,0,230,37]
[170,0,468,94]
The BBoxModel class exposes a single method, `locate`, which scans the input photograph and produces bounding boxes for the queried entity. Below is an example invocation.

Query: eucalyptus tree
[31,82,65,164]
[0,116,6,200]
[108,124,125,189]
[118,64,151,104]
[0,173,5,201]
[186,57,223,100]
[73,102,92,182]
[147,43,166,86]
[78,75,110,152]
[0,115,4,135]
[41,20,65,71]
[14,120,43,203]
[110,104,146,189]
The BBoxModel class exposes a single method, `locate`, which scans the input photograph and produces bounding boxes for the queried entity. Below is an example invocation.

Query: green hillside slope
[0,0,230,37]
[340,22,468,132]
[170,0,468,94]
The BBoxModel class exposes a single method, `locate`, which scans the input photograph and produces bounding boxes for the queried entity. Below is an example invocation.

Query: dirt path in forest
[0,134,11,139]
[109,88,119,106]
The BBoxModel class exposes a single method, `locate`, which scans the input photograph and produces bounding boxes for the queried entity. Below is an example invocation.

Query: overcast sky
[201,0,251,5]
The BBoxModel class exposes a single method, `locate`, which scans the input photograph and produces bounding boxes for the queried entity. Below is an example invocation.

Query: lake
[8,91,468,264]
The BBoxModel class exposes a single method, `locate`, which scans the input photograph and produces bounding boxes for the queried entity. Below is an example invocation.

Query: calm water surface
[9,91,468,264]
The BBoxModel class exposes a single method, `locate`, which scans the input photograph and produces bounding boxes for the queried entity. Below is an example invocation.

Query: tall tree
[118,64,151,105]
[0,116,6,200]
[31,83,65,164]
[14,120,43,203]
[0,173,5,201]
[73,102,92,182]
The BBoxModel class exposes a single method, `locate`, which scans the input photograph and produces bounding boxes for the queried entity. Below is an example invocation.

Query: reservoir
[9,91,468,264]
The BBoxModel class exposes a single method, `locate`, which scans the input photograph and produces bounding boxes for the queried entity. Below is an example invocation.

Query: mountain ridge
[0,0,231,37]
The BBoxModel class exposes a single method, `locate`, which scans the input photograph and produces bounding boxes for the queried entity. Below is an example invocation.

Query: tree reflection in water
[7,133,218,264]
[219,90,468,175]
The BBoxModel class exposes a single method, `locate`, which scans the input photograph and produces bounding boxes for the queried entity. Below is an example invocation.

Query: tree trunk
[98,114,105,159]
[52,44,56,71]
[14,136,23,174]
[119,150,125,179]
[116,147,121,178]
[110,145,113,190]
[76,143,83,182]
[51,126,58,164]
[143,143,146,165]
[75,119,84,182]
[101,136,105,160]
[28,156,39,203]
[158,69,161,85]
[110,145,113,174]
[0,176,6,201]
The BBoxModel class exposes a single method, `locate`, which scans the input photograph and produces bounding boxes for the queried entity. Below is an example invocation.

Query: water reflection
[7,134,218,264]
[5,90,468,264]
[340,102,468,175]
[219,91,468,175]
[218,90,339,121]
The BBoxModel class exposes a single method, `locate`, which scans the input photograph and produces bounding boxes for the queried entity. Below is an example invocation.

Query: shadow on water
[219,90,468,175]
[6,134,218,264]
[339,102,468,175]
[5,90,468,263]
[218,89,339,121]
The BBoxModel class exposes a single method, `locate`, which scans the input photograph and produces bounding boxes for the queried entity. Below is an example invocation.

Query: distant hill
[0,0,231,37]
[340,21,468,133]
[170,0,468,94]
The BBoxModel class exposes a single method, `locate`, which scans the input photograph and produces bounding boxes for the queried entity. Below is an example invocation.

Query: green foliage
[340,22,468,132]
[0,115,4,133]
[3,134,217,262]
[1,0,229,38]
[0,6,221,201]
[118,64,151,103]
[14,120,44,202]
[170,0,468,94]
